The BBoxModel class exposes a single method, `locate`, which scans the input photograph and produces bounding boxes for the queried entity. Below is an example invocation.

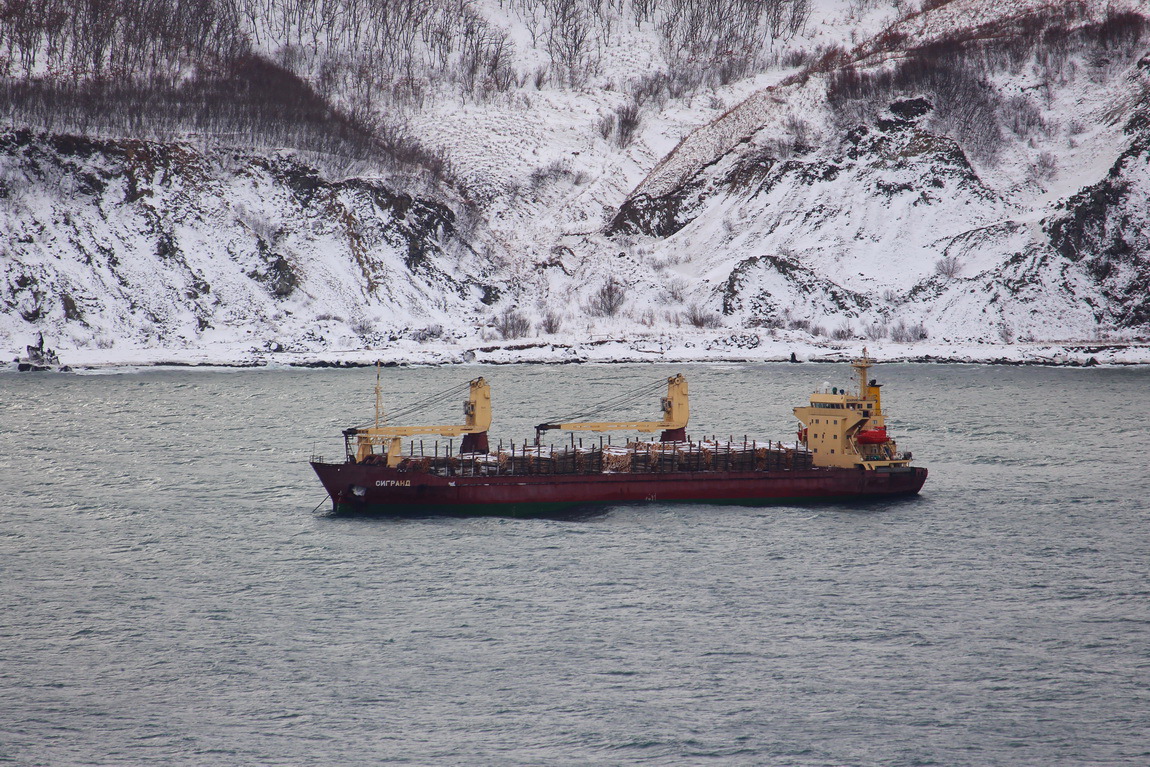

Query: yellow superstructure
[793,350,911,470]
[350,376,491,466]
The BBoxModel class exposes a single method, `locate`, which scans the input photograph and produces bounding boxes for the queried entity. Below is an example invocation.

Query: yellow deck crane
[345,374,491,467]
[534,374,690,442]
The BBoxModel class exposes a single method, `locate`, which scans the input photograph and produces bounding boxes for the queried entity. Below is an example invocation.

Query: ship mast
[851,347,882,415]
[374,361,384,430]
[854,347,867,398]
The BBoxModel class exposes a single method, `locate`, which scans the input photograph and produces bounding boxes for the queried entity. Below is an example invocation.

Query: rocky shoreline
[7,337,1148,372]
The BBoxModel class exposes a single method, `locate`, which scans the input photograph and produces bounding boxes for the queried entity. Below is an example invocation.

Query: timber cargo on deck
[310,351,927,516]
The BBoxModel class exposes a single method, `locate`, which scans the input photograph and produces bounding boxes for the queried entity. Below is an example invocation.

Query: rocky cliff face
[600,1,1150,345]
[1045,108,1150,330]
[0,131,502,354]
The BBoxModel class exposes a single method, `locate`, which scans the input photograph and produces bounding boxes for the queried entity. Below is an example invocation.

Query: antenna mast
[374,361,383,430]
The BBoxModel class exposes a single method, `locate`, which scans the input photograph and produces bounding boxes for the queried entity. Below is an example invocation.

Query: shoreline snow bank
[8,336,1147,372]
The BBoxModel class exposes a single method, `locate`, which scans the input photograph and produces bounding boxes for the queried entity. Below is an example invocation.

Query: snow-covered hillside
[0,132,502,356]
[601,0,1150,346]
[1,0,1149,366]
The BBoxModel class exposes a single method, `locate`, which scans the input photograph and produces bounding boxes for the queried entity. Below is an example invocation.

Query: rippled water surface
[3,363,1149,765]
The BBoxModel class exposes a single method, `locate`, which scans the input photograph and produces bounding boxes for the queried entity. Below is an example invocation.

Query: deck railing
[351,438,813,477]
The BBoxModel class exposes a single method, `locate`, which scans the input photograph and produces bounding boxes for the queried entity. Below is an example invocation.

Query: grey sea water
[2,362,1149,766]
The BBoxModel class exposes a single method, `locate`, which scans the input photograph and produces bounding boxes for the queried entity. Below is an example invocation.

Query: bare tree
[613,101,641,147]
[890,319,929,342]
[541,311,563,334]
[587,277,627,316]
[546,0,596,86]
[831,322,855,340]
[935,255,962,279]
[495,307,532,339]
[684,303,722,328]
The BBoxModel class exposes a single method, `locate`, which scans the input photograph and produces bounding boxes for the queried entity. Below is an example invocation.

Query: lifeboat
[857,427,888,444]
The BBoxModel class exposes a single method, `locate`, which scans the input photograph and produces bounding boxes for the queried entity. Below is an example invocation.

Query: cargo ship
[310,351,927,516]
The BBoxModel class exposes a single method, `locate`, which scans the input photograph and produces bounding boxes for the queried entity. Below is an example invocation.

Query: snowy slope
[1,0,1149,366]
[0,132,503,356]
[600,0,1150,345]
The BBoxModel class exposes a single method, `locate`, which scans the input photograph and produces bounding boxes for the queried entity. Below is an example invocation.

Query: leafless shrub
[664,63,704,99]
[1,62,448,177]
[826,40,1003,162]
[412,324,443,342]
[1093,10,1150,48]
[0,0,819,165]
[351,318,374,336]
[890,319,929,342]
[781,48,811,68]
[1006,95,1046,138]
[587,277,627,317]
[831,322,855,340]
[494,308,531,339]
[824,9,1150,170]
[666,277,688,302]
[999,322,1015,343]
[788,318,810,331]
[717,54,749,86]
[782,113,812,149]
[935,255,962,279]
[616,102,642,147]
[890,320,912,343]
[865,322,888,340]
[530,159,571,189]
[599,100,643,148]
[684,303,723,328]
[809,324,826,337]
[598,114,614,140]
[882,289,901,303]
[812,44,850,73]
[541,311,563,334]
[1026,151,1057,184]
[629,72,668,109]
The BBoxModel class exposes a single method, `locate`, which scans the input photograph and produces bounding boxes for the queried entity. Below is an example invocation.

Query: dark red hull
[311,461,928,516]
